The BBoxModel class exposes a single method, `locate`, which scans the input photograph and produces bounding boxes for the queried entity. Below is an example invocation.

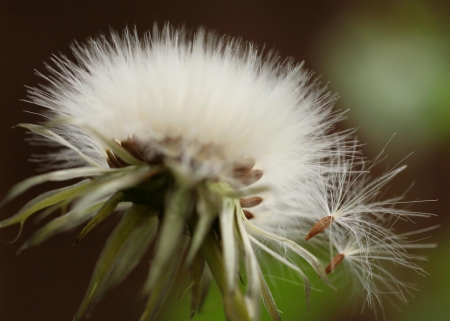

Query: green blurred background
[0,1,448,320]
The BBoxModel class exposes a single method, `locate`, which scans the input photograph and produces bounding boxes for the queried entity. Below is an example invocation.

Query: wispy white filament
[29,25,341,195]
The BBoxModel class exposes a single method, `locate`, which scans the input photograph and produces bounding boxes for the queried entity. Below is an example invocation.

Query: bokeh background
[0,1,448,320]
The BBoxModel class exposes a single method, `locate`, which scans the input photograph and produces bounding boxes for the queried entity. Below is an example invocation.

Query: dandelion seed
[304,143,432,249]
[305,215,334,241]
[239,196,263,208]
[326,226,437,316]
[325,253,345,274]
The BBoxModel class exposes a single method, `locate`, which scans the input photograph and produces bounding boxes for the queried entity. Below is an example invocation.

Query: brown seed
[240,169,264,187]
[305,216,334,241]
[325,253,345,274]
[243,210,254,220]
[233,158,256,177]
[239,196,263,208]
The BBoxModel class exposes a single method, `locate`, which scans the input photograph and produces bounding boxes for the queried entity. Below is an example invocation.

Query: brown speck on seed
[325,253,345,274]
[239,196,263,208]
[305,216,334,241]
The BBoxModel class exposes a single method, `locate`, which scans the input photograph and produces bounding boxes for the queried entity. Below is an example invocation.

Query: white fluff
[29,25,340,199]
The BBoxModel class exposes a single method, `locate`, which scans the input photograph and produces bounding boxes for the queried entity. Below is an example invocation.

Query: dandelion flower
[0,24,434,321]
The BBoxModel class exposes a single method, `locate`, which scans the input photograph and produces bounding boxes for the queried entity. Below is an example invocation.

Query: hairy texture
[29,26,340,192]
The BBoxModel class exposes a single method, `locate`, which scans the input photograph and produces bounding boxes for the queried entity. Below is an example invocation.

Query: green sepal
[201,232,251,321]
[34,200,70,223]
[198,264,212,313]
[139,236,189,321]
[248,234,312,314]
[0,180,91,229]
[71,166,153,213]
[219,197,239,293]
[19,201,104,252]
[74,191,124,245]
[186,185,219,265]
[178,281,194,300]
[121,167,172,209]
[258,267,281,321]
[142,184,194,294]
[234,200,261,320]
[20,202,133,252]
[189,255,205,318]
[74,205,158,320]
[0,167,117,208]
[101,211,158,297]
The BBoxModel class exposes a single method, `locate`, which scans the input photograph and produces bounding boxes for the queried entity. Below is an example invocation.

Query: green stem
[201,233,251,321]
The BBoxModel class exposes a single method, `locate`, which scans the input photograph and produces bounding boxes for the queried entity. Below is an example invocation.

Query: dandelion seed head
[28,25,339,196]
[0,23,435,321]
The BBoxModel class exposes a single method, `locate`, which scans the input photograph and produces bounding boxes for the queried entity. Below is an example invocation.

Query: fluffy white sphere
[29,25,340,202]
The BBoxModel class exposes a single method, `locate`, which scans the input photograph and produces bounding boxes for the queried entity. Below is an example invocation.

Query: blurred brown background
[0,1,449,320]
